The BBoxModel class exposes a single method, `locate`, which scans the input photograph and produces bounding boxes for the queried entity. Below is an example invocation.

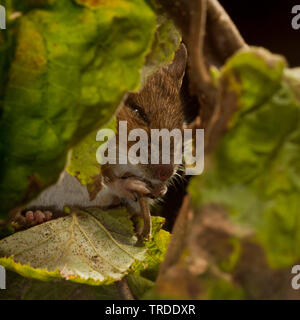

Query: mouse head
[114,44,188,191]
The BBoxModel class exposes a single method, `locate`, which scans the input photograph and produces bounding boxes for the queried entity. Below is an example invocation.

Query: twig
[207,0,248,61]
[189,0,210,85]
[187,0,218,110]
[156,0,247,131]
[157,194,193,281]
[115,278,135,300]
[138,195,152,240]
[19,279,32,300]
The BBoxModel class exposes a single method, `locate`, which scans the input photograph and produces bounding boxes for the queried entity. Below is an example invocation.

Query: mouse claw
[25,211,35,223]
[13,209,53,229]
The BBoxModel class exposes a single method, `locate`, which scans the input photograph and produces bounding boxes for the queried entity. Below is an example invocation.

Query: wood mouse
[13,44,188,239]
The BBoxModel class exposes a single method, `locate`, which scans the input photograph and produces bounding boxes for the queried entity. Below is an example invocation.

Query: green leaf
[0,208,147,285]
[138,216,170,280]
[67,13,181,186]
[141,12,181,85]
[123,216,170,299]
[190,47,300,268]
[67,117,117,185]
[0,269,122,300]
[0,0,157,217]
[125,273,154,299]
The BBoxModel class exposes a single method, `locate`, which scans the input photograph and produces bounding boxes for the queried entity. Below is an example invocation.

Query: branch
[207,0,248,61]
[189,0,210,85]
[115,278,135,300]
[156,0,248,127]
[157,195,193,281]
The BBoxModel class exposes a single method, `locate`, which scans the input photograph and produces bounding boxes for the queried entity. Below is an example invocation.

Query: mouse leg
[110,177,151,201]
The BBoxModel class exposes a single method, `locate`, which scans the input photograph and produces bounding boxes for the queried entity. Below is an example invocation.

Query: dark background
[219,0,300,67]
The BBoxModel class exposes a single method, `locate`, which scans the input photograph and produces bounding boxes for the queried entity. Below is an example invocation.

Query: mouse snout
[151,164,174,182]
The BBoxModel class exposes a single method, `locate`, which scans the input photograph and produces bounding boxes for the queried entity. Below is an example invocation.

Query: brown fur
[113,44,188,181]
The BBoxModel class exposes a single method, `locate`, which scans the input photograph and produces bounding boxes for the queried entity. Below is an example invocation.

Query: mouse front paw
[13,210,53,229]
[112,177,151,201]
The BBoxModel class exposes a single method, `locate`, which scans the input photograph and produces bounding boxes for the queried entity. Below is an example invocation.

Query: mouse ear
[165,43,187,84]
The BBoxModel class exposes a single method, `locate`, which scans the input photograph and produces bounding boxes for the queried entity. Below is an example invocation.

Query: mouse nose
[152,164,174,182]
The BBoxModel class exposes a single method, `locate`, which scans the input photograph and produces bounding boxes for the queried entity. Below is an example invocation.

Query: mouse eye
[126,99,149,124]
